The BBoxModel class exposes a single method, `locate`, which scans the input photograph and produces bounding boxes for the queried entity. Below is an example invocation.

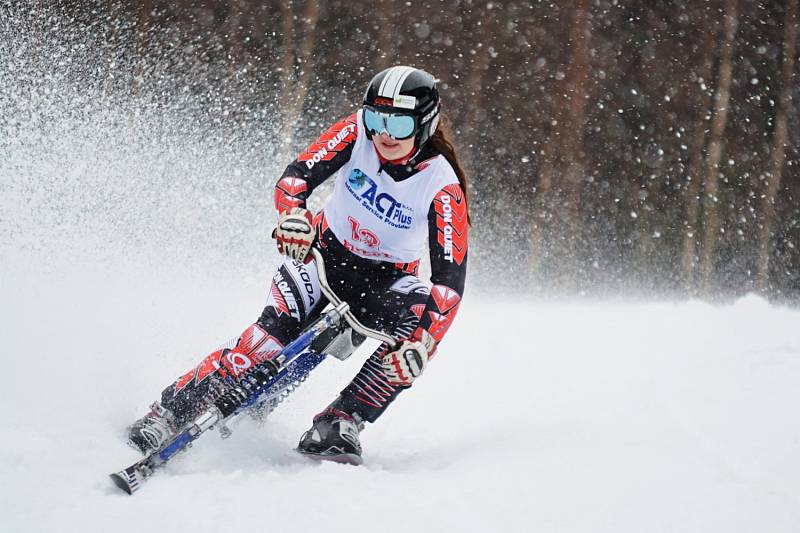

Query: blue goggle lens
[364,108,416,139]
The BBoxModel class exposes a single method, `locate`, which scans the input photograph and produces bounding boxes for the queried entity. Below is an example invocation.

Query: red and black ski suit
[160,112,468,425]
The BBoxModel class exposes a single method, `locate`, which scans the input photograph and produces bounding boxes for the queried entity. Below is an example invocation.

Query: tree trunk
[278,0,296,88]
[699,0,739,292]
[464,9,494,169]
[224,0,245,65]
[138,0,152,52]
[755,0,797,292]
[376,0,395,69]
[277,1,296,149]
[681,6,719,291]
[131,0,153,93]
[278,1,321,150]
[560,0,591,249]
[528,126,557,288]
[529,1,591,290]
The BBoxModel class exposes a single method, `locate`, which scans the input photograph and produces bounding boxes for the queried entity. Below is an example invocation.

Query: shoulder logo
[434,184,468,265]
[298,116,357,170]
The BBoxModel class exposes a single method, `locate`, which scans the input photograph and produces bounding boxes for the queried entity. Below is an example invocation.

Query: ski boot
[296,408,365,465]
[127,402,178,454]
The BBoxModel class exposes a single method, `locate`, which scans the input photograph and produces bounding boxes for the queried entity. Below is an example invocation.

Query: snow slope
[2,258,799,533]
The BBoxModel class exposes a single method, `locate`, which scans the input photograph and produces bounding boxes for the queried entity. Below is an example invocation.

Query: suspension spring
[251,369,312,419]
[213,360,281,417]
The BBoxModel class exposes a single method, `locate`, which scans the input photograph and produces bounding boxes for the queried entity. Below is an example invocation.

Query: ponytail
[428,112,471,224]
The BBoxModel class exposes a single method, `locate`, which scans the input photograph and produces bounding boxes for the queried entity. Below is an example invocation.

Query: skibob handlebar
[309,247,398,348]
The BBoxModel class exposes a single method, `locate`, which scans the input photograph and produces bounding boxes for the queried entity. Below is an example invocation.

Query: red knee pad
[174,324,284,392]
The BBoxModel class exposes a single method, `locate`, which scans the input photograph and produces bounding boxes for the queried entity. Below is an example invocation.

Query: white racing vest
[323,109,459,263]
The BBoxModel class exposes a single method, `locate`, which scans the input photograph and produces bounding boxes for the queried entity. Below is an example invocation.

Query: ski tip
[109,469,141,495]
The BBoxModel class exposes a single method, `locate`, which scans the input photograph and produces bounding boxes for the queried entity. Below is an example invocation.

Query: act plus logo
[346,169,413,229]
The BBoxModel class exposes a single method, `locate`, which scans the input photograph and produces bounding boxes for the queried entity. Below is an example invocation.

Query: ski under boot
[127,402,178,454]
[296,409,364,465]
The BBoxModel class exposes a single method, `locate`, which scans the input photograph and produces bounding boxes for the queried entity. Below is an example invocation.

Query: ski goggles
[363,106,419,140]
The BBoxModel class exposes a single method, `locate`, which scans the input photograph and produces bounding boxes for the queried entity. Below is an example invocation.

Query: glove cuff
[411,327,436,358]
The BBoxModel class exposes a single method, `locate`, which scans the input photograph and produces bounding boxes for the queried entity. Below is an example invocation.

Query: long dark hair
[428,112,471,223]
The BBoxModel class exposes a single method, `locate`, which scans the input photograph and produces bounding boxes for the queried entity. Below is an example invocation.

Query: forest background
[3,0,798,302]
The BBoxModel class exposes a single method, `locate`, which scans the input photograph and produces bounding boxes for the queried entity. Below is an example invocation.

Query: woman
[128,66,469,464]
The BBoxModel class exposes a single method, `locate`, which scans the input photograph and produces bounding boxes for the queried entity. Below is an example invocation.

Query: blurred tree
[681,2,719,292]
[699,0,739,292]
[756,0,797,292]
[531,0,591,289]
[17,0,798,301]
[375,0,396,69]
[278,0,321,149]
[138,0,152,53]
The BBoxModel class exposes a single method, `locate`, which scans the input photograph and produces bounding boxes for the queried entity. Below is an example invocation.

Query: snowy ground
[2,258,799,533]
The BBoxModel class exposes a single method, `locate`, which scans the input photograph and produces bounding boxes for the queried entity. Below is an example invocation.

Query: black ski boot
[297,408,365,465]
[127,402,178,454]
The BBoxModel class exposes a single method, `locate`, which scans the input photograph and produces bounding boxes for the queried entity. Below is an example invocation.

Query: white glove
[274,207,315,263]
[381,330,435,386]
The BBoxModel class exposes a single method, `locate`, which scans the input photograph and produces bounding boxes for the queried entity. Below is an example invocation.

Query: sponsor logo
[223,349,254,377]
[393,94,417,109]
[173,326,285,393]
[288,260,317,308]
[348,168,367,189]
[435,184,467,265]
[272,271,301,320]
[440,194,454,262]
[348,216,380,249]
[298,269,316,306]
[346,169,413,229]
[421,107,438,124]
[342,239,395,259]
[390,276,430,295]
[304,123,357,170]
